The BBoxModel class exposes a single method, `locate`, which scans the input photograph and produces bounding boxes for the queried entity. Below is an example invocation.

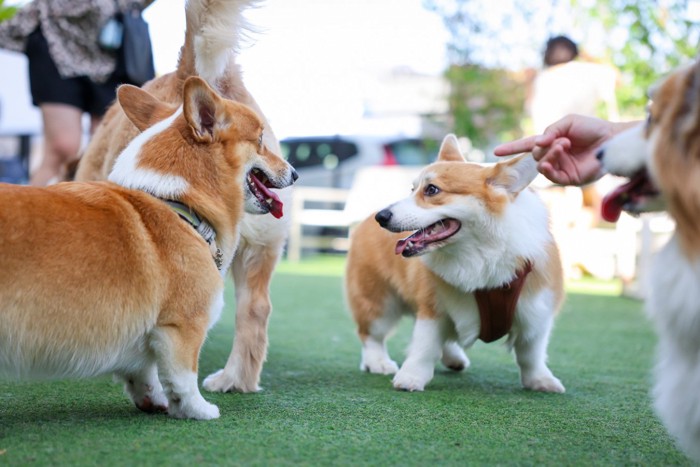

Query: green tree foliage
[581,0,700,115]
[425,0,700,146]
[0,0,18,22]
[445,64,529,148]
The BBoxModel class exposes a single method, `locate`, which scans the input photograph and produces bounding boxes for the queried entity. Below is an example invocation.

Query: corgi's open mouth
[395,219,461,257]
[601,170,660,222]
[247,168,283,218]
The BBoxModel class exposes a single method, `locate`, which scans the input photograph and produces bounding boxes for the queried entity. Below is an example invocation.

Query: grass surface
[0,255,692,466]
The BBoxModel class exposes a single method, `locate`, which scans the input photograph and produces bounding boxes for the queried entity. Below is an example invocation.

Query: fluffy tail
[177,0,259,86]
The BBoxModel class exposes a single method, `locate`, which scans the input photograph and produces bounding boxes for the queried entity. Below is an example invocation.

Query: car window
[384,139,439,166]
[280,138,359,170]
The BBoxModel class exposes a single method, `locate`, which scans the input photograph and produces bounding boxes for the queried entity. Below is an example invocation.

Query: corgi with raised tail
[0,77,297,420]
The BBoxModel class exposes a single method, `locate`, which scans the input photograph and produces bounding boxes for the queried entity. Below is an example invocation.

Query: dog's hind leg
[115,362,168,414]
[441,341,470,372]
[151,324,219,420]
[351,293,404,375]
[203,240,281,393]
[359,309,403,375]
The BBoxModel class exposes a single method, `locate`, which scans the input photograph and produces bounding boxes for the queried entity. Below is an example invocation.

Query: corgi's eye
[424,184,440,196]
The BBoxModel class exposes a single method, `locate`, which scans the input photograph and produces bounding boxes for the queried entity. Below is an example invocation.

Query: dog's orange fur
[74,0,288,393]
[0,77,293,419]
[648,69,700,255]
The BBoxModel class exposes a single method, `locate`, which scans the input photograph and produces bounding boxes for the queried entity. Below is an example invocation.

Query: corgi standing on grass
[346,134,565,393]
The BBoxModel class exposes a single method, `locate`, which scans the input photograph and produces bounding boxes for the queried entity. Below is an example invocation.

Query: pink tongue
[269,198,283,219]
[395,238,408,255]
[252,175,284,219]
[601,186,626,223]
[395,231,425,255]
[601,172,647,223]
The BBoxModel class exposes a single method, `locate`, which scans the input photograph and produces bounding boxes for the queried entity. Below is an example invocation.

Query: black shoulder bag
[98,1,156,86]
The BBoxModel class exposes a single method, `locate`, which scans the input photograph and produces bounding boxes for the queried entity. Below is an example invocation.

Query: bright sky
[144,0,450,137]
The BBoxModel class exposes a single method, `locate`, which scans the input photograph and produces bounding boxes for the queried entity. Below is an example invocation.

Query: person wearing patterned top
[0,0,154,185]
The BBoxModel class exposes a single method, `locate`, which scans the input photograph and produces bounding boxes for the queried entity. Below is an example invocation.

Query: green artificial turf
[0,255,692,466]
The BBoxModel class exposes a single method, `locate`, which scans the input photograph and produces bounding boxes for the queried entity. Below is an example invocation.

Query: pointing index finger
[493,134,539,157]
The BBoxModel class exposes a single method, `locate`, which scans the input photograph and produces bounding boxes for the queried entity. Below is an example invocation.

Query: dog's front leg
[512,298,565,393]
[392,315,447,391]
[203,240,281,393]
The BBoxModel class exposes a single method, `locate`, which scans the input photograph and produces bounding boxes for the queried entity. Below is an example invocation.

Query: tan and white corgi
[0,77,296,420]
[75,0,288,394]
[598,60,700,461]
[345,135,565,392]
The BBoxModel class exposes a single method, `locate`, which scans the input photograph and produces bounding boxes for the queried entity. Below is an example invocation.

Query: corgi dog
[598,60,700,461]
[75,0,286,393]
[345,135,565,392]
[0,77,296,420]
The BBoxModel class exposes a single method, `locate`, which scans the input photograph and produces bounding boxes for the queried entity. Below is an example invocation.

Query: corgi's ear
[118,85,175,132]
[487,154,538,195]
[183,76,228,143]
[437,134,466,162]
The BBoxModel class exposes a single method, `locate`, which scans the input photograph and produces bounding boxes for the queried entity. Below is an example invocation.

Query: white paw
[121,375,168,413]
[169,396,220,420]
[522,374,565,393]
[392,366,433,392]
[441,344,470,372]
[361,358,399,375]
[203,369,260,393]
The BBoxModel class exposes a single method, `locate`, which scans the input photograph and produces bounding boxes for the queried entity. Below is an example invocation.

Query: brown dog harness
[474,261,533,343]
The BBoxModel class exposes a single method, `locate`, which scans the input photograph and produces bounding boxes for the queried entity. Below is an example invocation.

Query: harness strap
[474,261,533,343]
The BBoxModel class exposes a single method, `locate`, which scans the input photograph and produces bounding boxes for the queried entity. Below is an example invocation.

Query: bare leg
[32,103,83,186]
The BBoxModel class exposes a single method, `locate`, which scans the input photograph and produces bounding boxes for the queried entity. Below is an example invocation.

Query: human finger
[538,114,578,144]
[537,160,571,185]
[532,138,570,162]
[493,135,539,157]
[538,147,579,185]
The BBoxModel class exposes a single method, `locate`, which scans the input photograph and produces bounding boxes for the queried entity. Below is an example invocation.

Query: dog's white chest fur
[649,235,700,343]
[646,234,700,460]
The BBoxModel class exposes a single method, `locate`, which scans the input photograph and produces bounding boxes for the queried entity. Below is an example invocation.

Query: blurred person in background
[520,36,621,278]
[527,35,620,223]
[528,35,619,136]
[0,0,153,186]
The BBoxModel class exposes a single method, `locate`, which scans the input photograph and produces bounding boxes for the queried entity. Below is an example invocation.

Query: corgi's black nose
[596,148,605,161]
[291,169,299,182]
[375,209,392,227]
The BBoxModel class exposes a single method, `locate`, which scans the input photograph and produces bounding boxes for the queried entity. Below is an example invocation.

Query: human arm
[493,114,641,186]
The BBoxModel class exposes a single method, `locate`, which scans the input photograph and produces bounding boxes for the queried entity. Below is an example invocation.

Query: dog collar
[162,199,223,270]
[474,261,533,343]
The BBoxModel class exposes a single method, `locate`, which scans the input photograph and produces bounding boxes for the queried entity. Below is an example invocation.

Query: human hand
[493,114,628,186]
